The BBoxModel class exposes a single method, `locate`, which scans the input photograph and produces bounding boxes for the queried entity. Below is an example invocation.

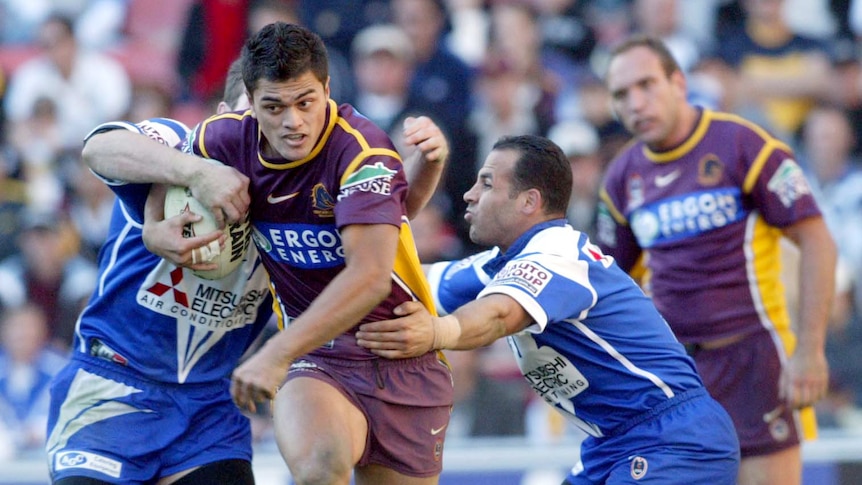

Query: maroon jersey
[185,100,434,359]
[596,109,821,344]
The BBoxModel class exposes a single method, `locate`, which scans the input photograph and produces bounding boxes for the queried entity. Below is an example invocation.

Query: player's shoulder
[84,117,190,149]
[335,102,395,148]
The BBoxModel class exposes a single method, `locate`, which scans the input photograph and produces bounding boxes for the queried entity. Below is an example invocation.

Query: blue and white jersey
[427,219,704,438]
[73,118,273,384]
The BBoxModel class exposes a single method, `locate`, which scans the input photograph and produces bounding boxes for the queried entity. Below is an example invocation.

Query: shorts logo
[55,451,122,478]
[769,418,790,442]
[630,456,648,480]
[434,439,444,462]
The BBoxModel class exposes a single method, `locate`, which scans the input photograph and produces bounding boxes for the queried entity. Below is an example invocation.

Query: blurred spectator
[0,0,127,47]
[547,118,604,238]
[351,24,430,133]
[3,13,131,152]
[443,0,489,67]
[632,0,702,73]
[8,96,65,211]
[0,303,67,458]
[65,155,114,263]
[0,208,98,350]
[409,196,463,261]
[0,147,25,262]
[176,0,250,104]
[705,0,834,140]
[391,0,478,245]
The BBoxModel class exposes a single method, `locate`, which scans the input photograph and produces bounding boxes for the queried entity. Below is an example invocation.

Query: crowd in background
[1,0,861,462]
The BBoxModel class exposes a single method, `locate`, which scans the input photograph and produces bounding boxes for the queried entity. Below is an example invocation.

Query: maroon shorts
[286,352,453,477]
[688,330,806,458]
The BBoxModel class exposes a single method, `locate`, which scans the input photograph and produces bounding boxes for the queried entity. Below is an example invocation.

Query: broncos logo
[312,183,335,217]
[698,154,723,186]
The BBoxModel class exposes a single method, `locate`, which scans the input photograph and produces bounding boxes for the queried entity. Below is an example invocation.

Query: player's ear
[521,188,542,215]
[324,76,331,98]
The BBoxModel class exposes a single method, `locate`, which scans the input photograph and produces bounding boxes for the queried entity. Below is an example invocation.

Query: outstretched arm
[400,116,449,219]
[82,129,250,226]
[356,294,532,359]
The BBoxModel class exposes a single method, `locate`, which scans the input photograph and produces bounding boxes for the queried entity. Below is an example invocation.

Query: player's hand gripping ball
[163,163,251,280]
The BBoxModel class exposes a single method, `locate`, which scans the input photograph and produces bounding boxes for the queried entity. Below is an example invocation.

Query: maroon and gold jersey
[185,100,434,359]
[596,109,821,346]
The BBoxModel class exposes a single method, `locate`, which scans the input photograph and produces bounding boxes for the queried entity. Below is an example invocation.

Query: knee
[287,448,353,485]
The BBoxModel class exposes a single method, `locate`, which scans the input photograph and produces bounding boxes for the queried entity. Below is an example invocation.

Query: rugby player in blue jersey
[596,35,836,485]
[45,51,450,484]
[356,134,741,484]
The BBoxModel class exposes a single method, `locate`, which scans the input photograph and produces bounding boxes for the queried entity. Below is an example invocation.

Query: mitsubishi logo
[146,267,189,307]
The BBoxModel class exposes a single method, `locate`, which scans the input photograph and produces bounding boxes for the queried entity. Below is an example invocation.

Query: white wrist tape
[432,314,461,350]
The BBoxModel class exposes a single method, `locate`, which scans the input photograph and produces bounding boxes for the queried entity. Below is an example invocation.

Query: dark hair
[223,58,245,107]
[491,135,572,215]
[607,34,681,80]
[241,22,329,94]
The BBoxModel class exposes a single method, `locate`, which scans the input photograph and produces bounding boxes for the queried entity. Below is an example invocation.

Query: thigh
[274,374,369,471]
[738,446,801,485]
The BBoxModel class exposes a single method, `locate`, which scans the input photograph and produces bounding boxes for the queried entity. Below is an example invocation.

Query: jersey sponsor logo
[55,451,122,478]
[337,162,396,201]
[767,158,811,208]
[138,263,269,382]
[267,191,300,204]
[431,424,447,435]
[697,154,724,186]
[654,169,680,188]
[490,261,552,297]
[254,222,345,269]
[630,456,648,480]
[629,188,745,247]
[522,354,590,404]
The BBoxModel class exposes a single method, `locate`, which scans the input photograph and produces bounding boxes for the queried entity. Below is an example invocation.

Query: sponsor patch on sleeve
[766,158,811,208]
[488,261,552,297]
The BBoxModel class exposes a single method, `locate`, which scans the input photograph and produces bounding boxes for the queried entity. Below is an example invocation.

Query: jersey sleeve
[740,132,822,228]
[477,252,597,332]
[83,117,190,222]
[427,249,497,315]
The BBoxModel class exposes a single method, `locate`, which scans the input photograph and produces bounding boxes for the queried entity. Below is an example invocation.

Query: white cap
[352,24,414,62]
[547,119,600,157]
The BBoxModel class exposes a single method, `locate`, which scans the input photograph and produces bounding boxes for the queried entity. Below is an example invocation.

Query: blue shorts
[565,389,739,484]
[46,354,252,483]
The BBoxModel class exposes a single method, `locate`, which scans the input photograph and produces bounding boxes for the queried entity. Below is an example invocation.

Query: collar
[482,218,568,275]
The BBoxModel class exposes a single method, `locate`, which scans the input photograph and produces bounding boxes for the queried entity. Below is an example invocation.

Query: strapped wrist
[432,314,461,350]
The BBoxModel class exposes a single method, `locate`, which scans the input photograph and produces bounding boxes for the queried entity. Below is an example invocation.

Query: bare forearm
[786,217,836,354]
[82,130,208,185]
[448,294,528,350]
[404,149,445,219]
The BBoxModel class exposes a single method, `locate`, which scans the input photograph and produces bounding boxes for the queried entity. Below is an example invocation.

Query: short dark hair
[491,135,572,215]
[607,34,681,80]
[241,22,329,94]
[223,58,245,107]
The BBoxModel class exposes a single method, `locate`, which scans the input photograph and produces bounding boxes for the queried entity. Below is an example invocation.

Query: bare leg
[737,446,801,485]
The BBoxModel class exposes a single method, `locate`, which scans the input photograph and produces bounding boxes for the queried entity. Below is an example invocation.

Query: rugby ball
[163,184,251,280]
